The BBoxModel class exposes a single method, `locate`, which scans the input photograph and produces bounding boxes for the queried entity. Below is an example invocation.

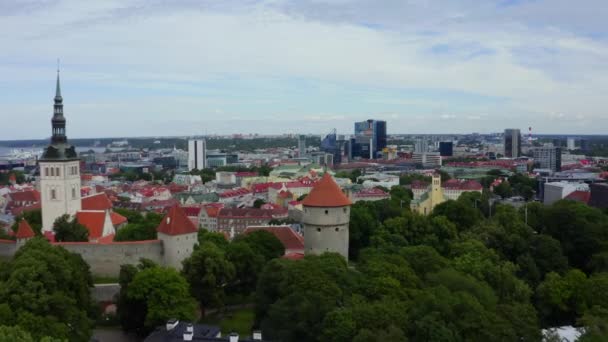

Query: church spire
[51,62,66,144]
[40,63,78,161]
[55,63,62,99]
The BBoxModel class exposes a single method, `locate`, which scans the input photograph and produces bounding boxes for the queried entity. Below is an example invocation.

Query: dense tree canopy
[0,238,95,341]
[117,259,196,336]
[114,211,163,242]
[10,209,42,236]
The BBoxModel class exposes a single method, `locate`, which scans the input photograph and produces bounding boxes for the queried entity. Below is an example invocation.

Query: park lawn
[201,308,254,337]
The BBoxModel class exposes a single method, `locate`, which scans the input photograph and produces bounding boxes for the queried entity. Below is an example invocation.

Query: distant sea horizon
[0,146,106,158]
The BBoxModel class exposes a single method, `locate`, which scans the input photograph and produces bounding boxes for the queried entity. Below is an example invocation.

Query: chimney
[166,318,179,331]
[252,330,262,340]
[229,332,239,342]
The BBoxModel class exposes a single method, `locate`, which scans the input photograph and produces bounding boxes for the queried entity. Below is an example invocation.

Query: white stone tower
[302,173,352,259]
[40,69,81,232]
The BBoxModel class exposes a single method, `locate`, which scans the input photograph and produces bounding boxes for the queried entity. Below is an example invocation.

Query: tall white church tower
[40,69,81,232]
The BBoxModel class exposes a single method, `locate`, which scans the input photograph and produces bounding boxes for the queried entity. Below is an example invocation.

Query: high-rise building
[298,135,307,157]
[567,137,576,151]
[188,139,206,171]
[40,70,82,232]
[504,129,521,158]
[352,119,387,159]
[415,137,429,153]
[580,139,590,152]
[533,146,561,172]
[320,129,341,165]
[439,142,453,157]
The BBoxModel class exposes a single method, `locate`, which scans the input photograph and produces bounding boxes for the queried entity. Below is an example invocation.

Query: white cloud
[0,0,606,138]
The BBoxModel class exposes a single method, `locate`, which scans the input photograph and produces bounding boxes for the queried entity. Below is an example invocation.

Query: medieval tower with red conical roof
[301,173,352,259]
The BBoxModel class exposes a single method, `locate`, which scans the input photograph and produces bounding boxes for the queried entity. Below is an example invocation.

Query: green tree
[226,241,265,295]
[197,229,229,250]
[0,238,95,341]
[493,181,513,198]
[540,200,608,272]
[53,214,89,242]
[234,230,285,262]
[117,259,158,335]
[535,269,587,326]
[126,266,197,333]
[182,242,235,315]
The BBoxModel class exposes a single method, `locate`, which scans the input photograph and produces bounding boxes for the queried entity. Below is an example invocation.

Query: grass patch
[201,308,254,336]
[93,275,119,284]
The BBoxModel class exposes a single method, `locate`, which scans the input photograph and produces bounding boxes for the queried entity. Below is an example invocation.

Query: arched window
[51,188,56,200]
[50,168,54,176]
[72,187,76,199]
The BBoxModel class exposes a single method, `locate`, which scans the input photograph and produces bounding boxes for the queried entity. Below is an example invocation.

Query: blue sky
[0,0,607,139]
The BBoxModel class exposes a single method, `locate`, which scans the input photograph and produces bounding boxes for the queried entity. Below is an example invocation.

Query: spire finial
[55,59,62,98]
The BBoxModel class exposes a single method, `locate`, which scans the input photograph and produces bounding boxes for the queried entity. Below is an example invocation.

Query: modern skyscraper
[320,129,341,165]
[415,137,429,153]
[567,137,576,151]
[188,139,206,171]
[439,142,453,157]
[352,119,387,159]
[39,69,82,232]
[504,129,521,158]
[533,146,562,172]
[298,135,307,158]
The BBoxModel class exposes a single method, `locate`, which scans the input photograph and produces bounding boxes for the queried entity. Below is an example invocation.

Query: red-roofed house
[76,210,116,243]
[82,193,113,211]
[8,190,40,206]
[564,190,591,204]
[352,187,390,203]
[198,204,223,231]
[244,226,304,255]
[156,205,198,269]
[268,181,314,204]
[217,207,289,237]
[218,188,252,203]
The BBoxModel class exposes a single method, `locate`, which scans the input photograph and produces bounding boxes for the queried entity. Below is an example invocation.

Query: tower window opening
[324,210,329,215]
[317,228,321,232]
[51,189,56,200]
[335,227,339,232]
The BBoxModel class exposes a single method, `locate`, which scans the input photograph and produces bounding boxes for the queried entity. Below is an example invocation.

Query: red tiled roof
[354,187,390,198]
[302,173,352,207]
[82,193,113,211]
[204,206,221,218]
[270,181,313,190]
[76,211,106,240]
[251,182,274,194]
[218,188,251,198]
[565,191,591,204]
[244,226,304,251]
[9,190,40,203]
[442,179,483,191]
[411,180,430,190]
[182,206,203,217]
[218,207,288,219]
[11,202,41,216]
[110,212,127,226]
[16,219,35,239]
[157,205,198,236]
